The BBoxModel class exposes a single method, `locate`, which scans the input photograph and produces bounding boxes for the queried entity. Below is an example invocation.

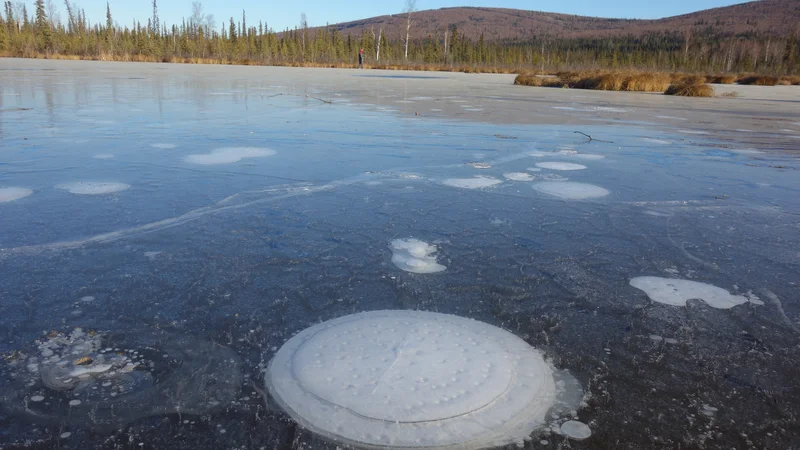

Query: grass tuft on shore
[664,79,715,97]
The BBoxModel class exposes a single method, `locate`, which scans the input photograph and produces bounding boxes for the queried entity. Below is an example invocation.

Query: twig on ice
[574,131,614,144]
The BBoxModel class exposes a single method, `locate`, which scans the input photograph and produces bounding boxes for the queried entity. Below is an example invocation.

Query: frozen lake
[1,59,799,449]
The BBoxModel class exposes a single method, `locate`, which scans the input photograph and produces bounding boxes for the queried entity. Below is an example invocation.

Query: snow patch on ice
[629,277,747,309]
[389,238,447,274]
[536,162,588,171]
[533,182,610,200]
[56,182,130,195]
[0,187,33,203]
[442,176,502,189]
[185,147,276,165]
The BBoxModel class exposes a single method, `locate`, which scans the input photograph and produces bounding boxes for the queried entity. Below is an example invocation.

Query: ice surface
[560,420,592,440]
[504,172,535,181]
[92,154,115,160]
[389,238,447,274]
[184,147,276,165]
[630,277,748,309]
[441,176,502,189]
[267,311,577,449]
[55,182,131,195]
[533,182,610,200]
[1,327,242,429]
[535,162,588,171]
[0,187,33,203]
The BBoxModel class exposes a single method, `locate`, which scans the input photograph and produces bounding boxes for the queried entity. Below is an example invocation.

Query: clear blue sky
[57,0,747,32]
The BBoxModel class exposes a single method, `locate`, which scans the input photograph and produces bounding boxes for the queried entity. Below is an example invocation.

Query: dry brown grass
[520,70,671,92]
[737,75,779,86]
[665,79,715,97]
[514,72,565,87]
[707,74,737,84]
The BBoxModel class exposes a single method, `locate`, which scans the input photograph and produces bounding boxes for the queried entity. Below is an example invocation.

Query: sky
[49,0,747,32]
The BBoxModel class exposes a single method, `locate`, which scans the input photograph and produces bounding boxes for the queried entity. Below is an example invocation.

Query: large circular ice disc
[267,311,557,449]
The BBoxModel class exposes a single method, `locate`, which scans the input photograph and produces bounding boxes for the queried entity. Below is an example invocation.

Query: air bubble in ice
[535,162,588,171]
[389,239,447,274]
[184,147,276,165]
[55,182,130,195]
[0,187,33,203]
[151,143,177,149]
[560,420,592,440]
[629,277,747,309]
[533,182,610,200]
[504,172,535,181]
[441,177,502,189]
[267,311,584,449]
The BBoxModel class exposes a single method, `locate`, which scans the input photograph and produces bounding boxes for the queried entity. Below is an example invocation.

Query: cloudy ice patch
[389,239,447,274]
[629,277,747,309]
[533,182,610,200]
[442,176,502,189]
[464,108,484,112]
[504,172,535,181]
[560,421,592,440]
[185,147,276,165]
[151,143,177,150]
[656,115,688,121]
[0,187,33,203]
[266,311,582,450]
[466,161,492,169]
[92,154,115,160]
[430,108,443,112]
[527,167,542,172]
[643,138,671,145]
[56,182,130,195]
[536,162,588,171]
[677,130,710,135]
[556,150,606,160]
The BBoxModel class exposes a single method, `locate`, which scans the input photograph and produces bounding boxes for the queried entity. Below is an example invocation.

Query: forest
[1,0,798,75]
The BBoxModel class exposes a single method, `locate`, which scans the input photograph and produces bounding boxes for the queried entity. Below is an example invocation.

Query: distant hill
[314,0,800,41]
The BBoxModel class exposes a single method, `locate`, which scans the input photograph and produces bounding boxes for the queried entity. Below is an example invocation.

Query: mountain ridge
[306,1,800,41]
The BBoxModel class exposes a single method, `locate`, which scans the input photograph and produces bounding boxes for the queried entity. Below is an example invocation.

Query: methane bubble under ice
[560,420,592,440]
[0,187,33,203]
[184,147,276,165]
[535,162,588,171]
[630,277,747,309]
[266,311,583,449]
[504,172,535,181]
[56,182,131,195]
[389,238,447,274]
[441,176,502,189]
[0,327,241,430]
[533,182,610,200]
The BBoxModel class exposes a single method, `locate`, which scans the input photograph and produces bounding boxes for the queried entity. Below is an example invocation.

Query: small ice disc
[266,310,557,448]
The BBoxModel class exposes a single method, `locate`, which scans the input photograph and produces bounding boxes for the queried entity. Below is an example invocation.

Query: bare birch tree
[402,0,416,60]
[371,26,383,61]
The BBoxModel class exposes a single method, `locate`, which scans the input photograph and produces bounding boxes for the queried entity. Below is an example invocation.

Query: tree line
[1,0,797,75]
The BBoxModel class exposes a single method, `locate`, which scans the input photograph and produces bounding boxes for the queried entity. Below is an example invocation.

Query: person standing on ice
[358,49,364,69]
